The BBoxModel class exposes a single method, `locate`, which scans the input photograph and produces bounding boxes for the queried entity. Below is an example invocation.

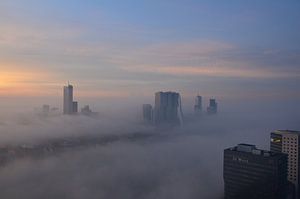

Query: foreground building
[224,143,288,199]
[154,91,183,126]
[271,130,300,198]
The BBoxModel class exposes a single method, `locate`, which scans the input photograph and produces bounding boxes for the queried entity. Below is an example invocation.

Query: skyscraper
[194,95,202,115]
[63,83,77,115]
[207,98,217,114]
[271,130,300,198]
[142,104,153,123]
[154,92,183,126]
[224,143,288,199]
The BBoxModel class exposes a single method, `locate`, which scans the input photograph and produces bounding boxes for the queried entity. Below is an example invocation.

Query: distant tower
[224,144,288,199]
[81,105,92,115]
[63,83,77,114]
[207,98,217,114]
[72,101,78,113]
[154,91,183,126]
[63,84,73,114]
[142,104,153,123]
[194,95,202,115]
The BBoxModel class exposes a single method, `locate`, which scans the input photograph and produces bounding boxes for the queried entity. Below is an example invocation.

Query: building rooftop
[226,143,281,157]
[273,130,300,135]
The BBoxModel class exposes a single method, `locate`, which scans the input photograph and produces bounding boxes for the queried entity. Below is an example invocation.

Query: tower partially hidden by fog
[207,98,218,114]
[63,83,78,114]
[224,144,288,199]
[142,104,153,123]
[271,130,300,199]
[154,91,183,126]
[194,95,202,115]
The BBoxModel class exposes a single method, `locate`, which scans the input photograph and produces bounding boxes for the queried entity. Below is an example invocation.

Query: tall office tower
[63,83,78,114]
[63,84,73,114]
[271,130,300,198]
[142,104,153,123]
[207,98,218,114]
[154,92,183,126]
[194,95,202,115]
[224,144,288,199]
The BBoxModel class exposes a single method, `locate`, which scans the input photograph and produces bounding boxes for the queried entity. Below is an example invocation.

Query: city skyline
[0,1,299,199]
[0,0,299,101]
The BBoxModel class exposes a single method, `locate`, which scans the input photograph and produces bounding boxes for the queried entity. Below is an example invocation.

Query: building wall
[63,85,73,114]
[224,147,288,199]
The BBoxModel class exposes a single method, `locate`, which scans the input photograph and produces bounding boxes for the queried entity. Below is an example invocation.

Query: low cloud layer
[0,100,299,199]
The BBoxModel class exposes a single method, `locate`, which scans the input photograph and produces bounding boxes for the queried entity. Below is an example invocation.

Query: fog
[0,99,299,199]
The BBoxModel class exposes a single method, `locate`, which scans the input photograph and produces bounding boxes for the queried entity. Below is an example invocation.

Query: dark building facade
[271,130,300,199]
[154,92,183,126]
[224,144,288,199]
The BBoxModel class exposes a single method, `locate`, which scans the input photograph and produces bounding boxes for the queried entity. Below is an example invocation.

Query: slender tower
[63,83,73,114]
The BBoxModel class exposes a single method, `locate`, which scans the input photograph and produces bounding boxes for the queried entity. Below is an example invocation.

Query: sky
[0,0,299,107]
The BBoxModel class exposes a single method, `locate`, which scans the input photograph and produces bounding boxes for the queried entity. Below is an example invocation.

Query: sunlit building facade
[271,130,300,199]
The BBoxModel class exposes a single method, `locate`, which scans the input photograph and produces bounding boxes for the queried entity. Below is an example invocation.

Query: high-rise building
[142,104,153,123]
[224,143,288,199]
[194,95,202,115]
[207,98,217,114]
[271,130,300,198]
[63,83,77,114]
[154,92,183,126]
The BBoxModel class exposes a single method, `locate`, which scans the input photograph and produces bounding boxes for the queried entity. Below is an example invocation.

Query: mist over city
[0,1,300,199]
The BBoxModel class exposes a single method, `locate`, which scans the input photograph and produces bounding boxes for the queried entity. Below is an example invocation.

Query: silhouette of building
[271,130,300,199]
[72,101,78,113]
[207,98,217,114]
[81,105,92,115]
[63,83,78,114]
[154,91,183,126]
[194,95,202,115]
[224,143,288,199]
[142,104,153,123]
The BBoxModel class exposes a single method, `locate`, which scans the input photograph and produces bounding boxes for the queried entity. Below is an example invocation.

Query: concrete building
[207,98,217,114]
[224,143,288,199]
[63,83,77,114]
[271,130,300,198]
[142,104,153,123]
[154,92,183,126]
